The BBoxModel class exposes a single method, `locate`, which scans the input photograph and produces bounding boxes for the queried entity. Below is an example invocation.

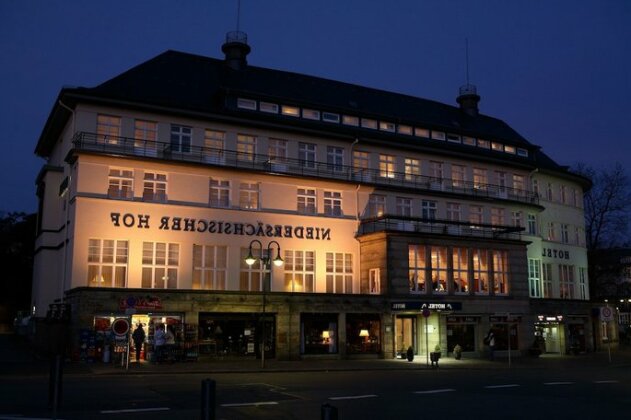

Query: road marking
[484,384,520,389]
[543,382,574,385]
[100,407,170,414]
[413,389,456,394]
[594,380,619,384]
[329,394,378,401]
[221,402,279,408]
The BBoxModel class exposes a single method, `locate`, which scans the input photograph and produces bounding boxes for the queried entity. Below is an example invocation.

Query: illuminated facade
[32,33,594,360]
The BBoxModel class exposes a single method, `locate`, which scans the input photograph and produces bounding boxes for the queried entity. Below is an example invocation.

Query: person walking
[132,323,146,363]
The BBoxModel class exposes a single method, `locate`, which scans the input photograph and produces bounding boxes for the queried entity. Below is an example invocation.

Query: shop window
[446,322,475,353]
[346,314,381,354]
[301,313,338,354]
[491,323,519,351]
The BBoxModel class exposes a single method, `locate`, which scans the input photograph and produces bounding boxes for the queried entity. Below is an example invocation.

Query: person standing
[153,323,166,363]
[132,323,146,363]
[486,330,496,361]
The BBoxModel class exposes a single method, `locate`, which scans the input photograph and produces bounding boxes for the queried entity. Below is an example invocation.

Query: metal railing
[73,132,539,205]
[358,215,523,241]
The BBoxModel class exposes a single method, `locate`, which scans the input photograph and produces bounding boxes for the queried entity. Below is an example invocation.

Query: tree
[575,162,631,250]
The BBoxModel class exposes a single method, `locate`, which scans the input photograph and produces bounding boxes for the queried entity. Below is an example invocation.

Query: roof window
[281,105,300,117]
[431,131,446,141]
[462,136,476,146]
[491,142,504,152]
[343,115,359,126]
[517,148,529,157]
[504,145,516,154]
[260,102,279,113]
[414,128,430,138]
[302,109,320,120]
[237,98,257,110]
[447,133,461,143]
[379,121,396,132]
[361,118,378,129]
[398,125,413,135]
[322,112,340,123]
[477,139,490,149]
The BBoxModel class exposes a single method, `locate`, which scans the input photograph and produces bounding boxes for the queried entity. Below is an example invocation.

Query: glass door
[395,316,417,355]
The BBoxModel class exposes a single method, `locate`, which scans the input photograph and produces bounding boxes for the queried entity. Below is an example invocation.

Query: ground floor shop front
[62,288,597,362]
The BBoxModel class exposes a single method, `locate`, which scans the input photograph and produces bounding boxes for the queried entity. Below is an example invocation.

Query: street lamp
[245,239,283,368]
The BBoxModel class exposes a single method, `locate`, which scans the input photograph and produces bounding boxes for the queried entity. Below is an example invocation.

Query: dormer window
[463,136,476,146]
[260,102,279,113]
[504,145,516,154]
[379,121,396,132]
[414,128,430,138]
[431,131,446,141]
[447,133,461,143]
[398,125,413,135]
[343,115,359,126]
[517,148,529,157]
[361,118,377,129]
[237,98,257,110]
[281,105,300,117]
[491,142,504,152]
[302,109,320,120]
[477,139,490,149]
[322,112,340,123]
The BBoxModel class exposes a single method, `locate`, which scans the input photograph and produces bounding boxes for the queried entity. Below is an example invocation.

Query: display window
[446,323,476,353]
[491,323,519,351]
[301,313,338,354]
[346,313,381,354]
[198,313,275,359]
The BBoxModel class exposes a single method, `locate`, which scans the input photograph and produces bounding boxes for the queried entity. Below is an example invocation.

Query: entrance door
[543,325,561,353]
[395,316,416,355]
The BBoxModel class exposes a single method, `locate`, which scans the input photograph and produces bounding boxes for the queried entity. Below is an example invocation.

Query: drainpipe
[57,100,75,303]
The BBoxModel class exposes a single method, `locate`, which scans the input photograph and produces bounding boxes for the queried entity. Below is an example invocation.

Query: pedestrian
[153,323,166,363]
[132,323,146,363]
[485,330,496,361]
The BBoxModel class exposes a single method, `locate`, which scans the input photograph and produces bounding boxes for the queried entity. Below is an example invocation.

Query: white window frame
[142,242,179,289]
[297,188,317,214]
[299,142,317,169]
[192,244,227,290]
[528,258,542,298]
[284,250,315,292]
[170,124,192,153]
[326,252,353,294]
[210,178,230,208]
[239,182,259,210]
[88,239,128,287]
[324,191,343,216]
[143,172,167,202]
[108,168,134,200]
[327,146,344,172]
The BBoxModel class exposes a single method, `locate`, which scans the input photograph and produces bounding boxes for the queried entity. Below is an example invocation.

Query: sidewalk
[3,333,631,377]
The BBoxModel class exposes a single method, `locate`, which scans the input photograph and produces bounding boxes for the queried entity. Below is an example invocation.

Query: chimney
[457,83,480,117]
[222,31,251,71]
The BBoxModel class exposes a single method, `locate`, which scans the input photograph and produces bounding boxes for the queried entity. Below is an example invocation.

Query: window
[547,222,556,241]
[408,245,426,293]
[491,208,504,226]
[379,154,396,178]
[143,172,167,202]
[301,313,338,354]
[492,250,509,295]
[97,114,120,144]
[284,250,315,292]
[472,249,489,294]
[361,118,377,129]
[504,145,516,154]
[237,134,256,162]
[210,178,230,208]
[322,112,340,123]
[239,247,267,291]
[446,203,461,222]
[239,182,259,210]
[88,239,128,287]
[396,197,412,217]
[453,248,469,294]
[281,105,300,117]
[142,242,178,288]
[469,205,483,225]
[473,168,487,189]
[495,171,507,196]
[430,246,448,293]
[342,115,359,126]
[546,182,554,201]
[528,259,542,297]
[527,214,537,235]
[532,179,539,196]
[302,109,320,120]
[542,263,553,298]
[463,136,476,146]
[268,138,288,165]
[368,194,386,217]
[573,188,582,208]
[237,98,256,110]
[369,268,380,294]
[324,191,342,216]
[561,224,569,243]
[451,164,466,187]
[353,150,370,181]
[414,127,430,138]
[511,211,522,228]
[260,102,278,113]
[404,158,420,181]
[447,133,461,143]
[579,267,587,300]
[297,188,316,214]
[108,168,133,199]
[398,125,413,135]
[559,265,575,299]
[192,245,227,290]
[491,142,504,152]
[560,185,567,204]
[327,146,344,172]
[421,200,437,220]
[299,142,317,169]
[513,174,525,193]
[431,131,446,141]
[204,130,225,163]
[379,121,396,132]
[170,124,192,153]
[326,252,353,293]
[477,139,490,149]
[134,120,157,152]
[430,161,443,179]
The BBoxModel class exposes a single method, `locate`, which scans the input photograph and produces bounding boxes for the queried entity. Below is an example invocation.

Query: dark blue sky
[1,0,629,213]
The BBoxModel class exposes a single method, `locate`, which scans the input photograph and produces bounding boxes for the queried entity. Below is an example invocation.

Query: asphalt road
[2,364,630,419]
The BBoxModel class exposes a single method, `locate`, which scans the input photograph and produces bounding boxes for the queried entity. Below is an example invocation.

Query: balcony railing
[358,215,523,241]
[73,132,539,206]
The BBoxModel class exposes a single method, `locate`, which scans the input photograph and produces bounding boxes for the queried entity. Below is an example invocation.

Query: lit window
[469,205,483,225]
[414,128,430,138]
[260,102,279,113]
[492,250,509,295]
[239,182,259,210]
[451,164,466,187]
[326,252,353,293]
[192,245,227,290]
[268,138,288,165]
[559,265,575,299]
[284,250,315,292]
[322,112,340,123]
[361,118,377,129]
[477,139,490,149]
[431,131,446,141]
[237,98,256,110]
[379,154,396,178]
[237,134,256,161]
[430,246,448,294]
[473,249,489,295]
[142,242,179,289]
[97,114,121,145]
[134,120,157,152]
[281,105,300,117]
[368,194,386,217]
[504,145,516,154]
[491,142,504,152]
[379,121,396,132]
[398,125,413,135]
[302,109,320,120]
[462,136,476,146]
[88,239,128,287]
[409,245,426,293]
[204,130,225,163]
[404,158,420,181]
[343,115,359,126]
[473,168,487,189]
[491,207,505,226]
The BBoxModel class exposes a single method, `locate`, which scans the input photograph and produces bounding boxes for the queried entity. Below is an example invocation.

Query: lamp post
[245,239,283,368]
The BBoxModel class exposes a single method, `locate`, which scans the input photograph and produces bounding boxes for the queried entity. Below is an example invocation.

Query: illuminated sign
[391,301,462,311]
[109,213,331,241]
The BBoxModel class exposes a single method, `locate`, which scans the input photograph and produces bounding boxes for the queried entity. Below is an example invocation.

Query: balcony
[357,215,523,241]
[72,132,539,206]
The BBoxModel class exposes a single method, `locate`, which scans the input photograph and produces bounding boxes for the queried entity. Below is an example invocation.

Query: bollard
[321,403,338,420]
[201,378,216,420]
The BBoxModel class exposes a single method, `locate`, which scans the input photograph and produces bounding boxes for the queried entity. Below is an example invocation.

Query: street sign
[112,318,130,336]
[600,306,614,322]
[422,308,431,318]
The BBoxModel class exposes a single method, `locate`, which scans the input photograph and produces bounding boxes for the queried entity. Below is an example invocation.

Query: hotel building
[32,33,593,361]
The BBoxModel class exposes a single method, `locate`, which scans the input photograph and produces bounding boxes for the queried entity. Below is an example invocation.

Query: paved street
[2,334,630,419]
